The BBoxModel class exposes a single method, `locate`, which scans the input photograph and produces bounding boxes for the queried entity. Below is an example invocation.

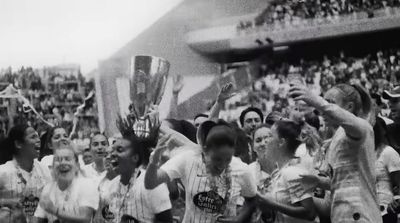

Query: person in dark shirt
[383,86,400,153]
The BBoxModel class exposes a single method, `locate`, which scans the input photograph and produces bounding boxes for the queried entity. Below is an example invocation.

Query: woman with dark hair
[0,124,51,223]
[145,120,257,223]
[40,126,71,169]
[103,136,173,223]
[34,144,98,223]
[289,83,382,222]
[373,117,400,223]
[81,133,109,184]
[255,120,318,223]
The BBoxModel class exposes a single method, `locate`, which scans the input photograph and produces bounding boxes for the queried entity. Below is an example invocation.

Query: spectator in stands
[383,86,400,153]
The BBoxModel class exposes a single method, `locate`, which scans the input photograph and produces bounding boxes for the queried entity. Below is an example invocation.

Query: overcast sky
[0,0,182,74]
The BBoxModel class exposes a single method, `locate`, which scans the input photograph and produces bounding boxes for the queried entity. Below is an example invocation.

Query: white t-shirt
[34,176,99,222]
[161,149,257,223]
[0,159,51,223]
[375,145,400,215]
[105,168,172,223]
[267,165,317,223]
[81,162,107,186]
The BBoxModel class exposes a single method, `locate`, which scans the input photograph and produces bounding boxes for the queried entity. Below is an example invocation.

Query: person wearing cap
[383,86,400,153]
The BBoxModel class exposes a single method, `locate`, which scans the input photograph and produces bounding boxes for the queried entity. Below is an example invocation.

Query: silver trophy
[129,55,170,138]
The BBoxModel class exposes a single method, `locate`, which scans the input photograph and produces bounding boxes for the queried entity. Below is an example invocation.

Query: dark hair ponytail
[275,120,303,154]
[198,120,236,152]
[0,124,30,164]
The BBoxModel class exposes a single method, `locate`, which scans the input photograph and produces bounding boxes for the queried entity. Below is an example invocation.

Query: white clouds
[0,0,182,73]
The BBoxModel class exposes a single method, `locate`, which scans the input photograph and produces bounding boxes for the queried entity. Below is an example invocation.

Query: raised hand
[217,83,236,104]
[172,75,184,95]
[149,133,171,165]
[288,83,323,108]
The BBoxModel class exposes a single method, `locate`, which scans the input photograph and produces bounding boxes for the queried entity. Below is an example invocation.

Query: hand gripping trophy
[117,55,170,160]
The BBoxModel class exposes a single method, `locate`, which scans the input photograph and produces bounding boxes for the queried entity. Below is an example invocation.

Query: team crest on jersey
[21,194,39,216]
[193,191,224,213]
[102,205,115,220]
[120,214,139,223]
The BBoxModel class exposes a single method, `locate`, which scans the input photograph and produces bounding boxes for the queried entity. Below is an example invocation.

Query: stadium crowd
[217,48,399,123]
[0,66,98,151]
[237,0,400,31]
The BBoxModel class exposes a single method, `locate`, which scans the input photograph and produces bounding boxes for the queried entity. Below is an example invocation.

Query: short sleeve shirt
[375,145,400,213]
[34,176,99,222]
[0,159,51,223]
[106,169,172,223]
[266,165,317,223]
[161,150,257,223]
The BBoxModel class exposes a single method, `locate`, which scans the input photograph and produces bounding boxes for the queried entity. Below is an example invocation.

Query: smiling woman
[0,124,51,223]
[81,133,109,184]
[34,144,99,223]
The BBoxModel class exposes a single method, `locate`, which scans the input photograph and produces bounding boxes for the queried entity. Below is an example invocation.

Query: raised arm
[145,136,172,190]
[167,75,184,119]
[289,84,369,140]
[209,83,235,121]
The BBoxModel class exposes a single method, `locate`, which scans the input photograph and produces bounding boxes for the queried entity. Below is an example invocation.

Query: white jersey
[34,176,99,222]
[81,162,107,185]
[0,159,51,223]
[161,149,257,223]
[105,168,172,223]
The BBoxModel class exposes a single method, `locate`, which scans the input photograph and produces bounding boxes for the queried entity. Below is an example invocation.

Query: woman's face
[109,138,137,174]
[261,125,283,157]
[53,148,78,183]
[49,128,70,151]
[204,145,235,176]
[19,127,41,158]
[253,127,273,157]
[90,134,108,160]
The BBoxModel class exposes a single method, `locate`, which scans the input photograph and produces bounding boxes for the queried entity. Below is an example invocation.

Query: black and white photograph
[1,0,400,222]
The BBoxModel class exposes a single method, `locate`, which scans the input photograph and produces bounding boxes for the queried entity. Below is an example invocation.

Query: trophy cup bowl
[129,55,170,138]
